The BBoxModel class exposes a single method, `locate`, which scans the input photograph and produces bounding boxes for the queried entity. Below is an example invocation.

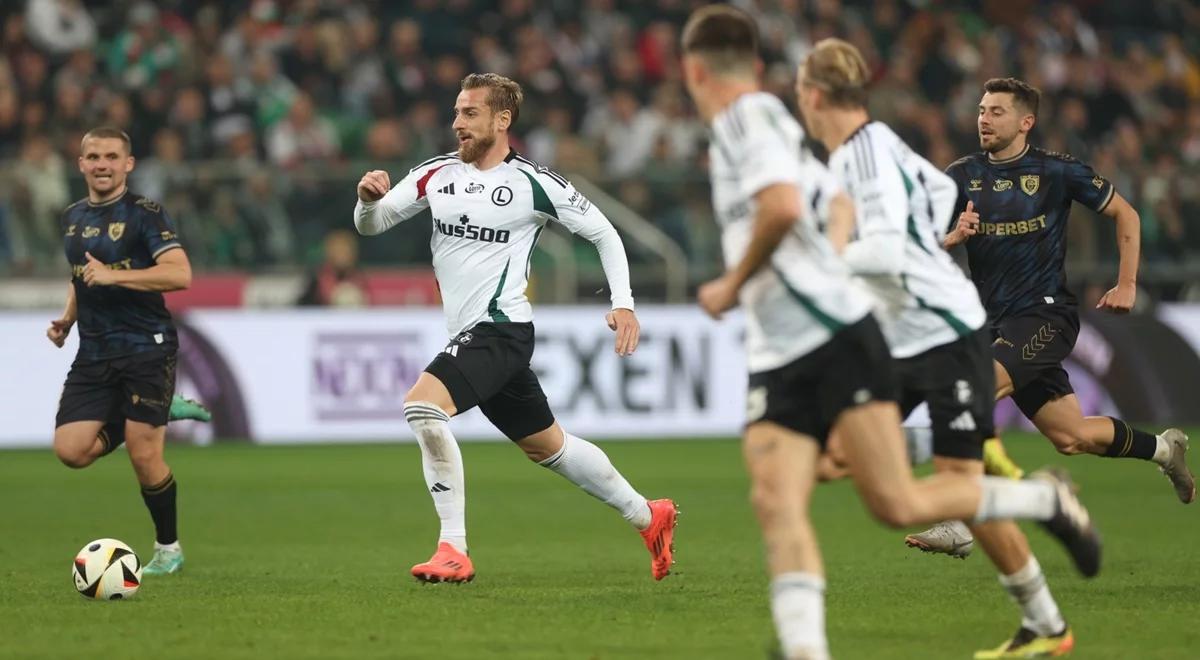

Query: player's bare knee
[54,444,93,469]
[522,443,554,463]
[402,387,433,408]
[125,437,163,468]
[748,477,787,521]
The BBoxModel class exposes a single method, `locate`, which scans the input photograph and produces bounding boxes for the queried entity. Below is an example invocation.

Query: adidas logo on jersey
[437,183,455,195]
[948,411,977,432]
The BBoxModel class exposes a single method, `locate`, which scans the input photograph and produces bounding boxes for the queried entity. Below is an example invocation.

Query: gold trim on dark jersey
[1095,185,1115,213]
[86,189,129,208]
[986,144,1030,165]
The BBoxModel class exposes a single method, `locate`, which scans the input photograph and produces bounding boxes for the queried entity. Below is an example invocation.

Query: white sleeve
[353,162,441,236]
[799,155,841,229]
[839,142,907,276]
[715,106,803,200]
[921,163,959,242]
[540,174,635,311]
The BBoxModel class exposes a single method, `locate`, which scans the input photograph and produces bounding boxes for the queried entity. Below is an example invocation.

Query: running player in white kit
[681,7,1100,659]
[354,73,677,584]
[798,38,1077,660]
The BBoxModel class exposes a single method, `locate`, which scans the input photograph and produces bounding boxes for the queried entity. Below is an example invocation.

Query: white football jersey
[709,92,873,372]
[828,122,987,359]
[354,150,634,337]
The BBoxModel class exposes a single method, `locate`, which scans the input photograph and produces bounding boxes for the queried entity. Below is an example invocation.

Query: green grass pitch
[2,432,1198,659]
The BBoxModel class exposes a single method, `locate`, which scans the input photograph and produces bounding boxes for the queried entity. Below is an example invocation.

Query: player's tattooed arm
[1095,191,1140,314]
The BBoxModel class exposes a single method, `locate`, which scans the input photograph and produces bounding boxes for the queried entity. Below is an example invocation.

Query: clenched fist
[47,318,73,347]
[357,170,391,202]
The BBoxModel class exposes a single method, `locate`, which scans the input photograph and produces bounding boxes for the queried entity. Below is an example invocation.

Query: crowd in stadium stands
[2,0,1199,300]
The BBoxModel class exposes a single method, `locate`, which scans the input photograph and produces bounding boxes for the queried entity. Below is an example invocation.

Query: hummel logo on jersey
[437,183,455,195]
[948,411,977,432]
[430,482,451,493]
[465,182,484,193]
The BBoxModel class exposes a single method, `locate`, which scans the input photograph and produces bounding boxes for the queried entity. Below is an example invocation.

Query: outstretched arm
[537,172,639,355]
[1096,191,1140,313]
[47,283,77,347]
[574,214,639,356]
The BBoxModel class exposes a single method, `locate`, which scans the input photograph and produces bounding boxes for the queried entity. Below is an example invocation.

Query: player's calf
[534,427,678,579]
[1042,427,1091,456]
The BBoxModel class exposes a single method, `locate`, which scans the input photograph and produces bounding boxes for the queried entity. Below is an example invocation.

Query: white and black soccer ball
[73,538,142,600]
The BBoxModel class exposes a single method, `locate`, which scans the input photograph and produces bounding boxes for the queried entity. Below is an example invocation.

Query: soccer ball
[73,538,142,600]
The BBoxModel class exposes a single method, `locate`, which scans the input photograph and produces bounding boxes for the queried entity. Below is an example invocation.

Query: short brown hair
[461,73,523,127]
[681,4,758,74]
[81,126,133,154]
[800,38,870,108]
[983,77,1040,118]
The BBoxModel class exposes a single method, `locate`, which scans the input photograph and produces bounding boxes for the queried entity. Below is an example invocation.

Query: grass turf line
[1,433,1198,659]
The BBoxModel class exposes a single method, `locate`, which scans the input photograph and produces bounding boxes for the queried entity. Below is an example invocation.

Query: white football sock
[1153,434,1172,465]
[155,541,181,552]
[904,426,934,466]
[404,402,467,552]
[771,572,830,660]
[540,432,651,529]
[998,556,1066,636]
[973,477,1057,522]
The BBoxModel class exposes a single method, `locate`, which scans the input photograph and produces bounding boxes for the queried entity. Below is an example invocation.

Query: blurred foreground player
[681,7,1101,659]
[798,40,1078,659]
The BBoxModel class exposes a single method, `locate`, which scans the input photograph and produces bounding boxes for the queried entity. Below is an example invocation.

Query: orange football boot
[411,542,475,584]
[639,499,678,580]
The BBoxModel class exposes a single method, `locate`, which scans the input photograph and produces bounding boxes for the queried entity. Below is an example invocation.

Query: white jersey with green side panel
[828,121,986,359]
[354,150,635,337]
[709,91,874,373]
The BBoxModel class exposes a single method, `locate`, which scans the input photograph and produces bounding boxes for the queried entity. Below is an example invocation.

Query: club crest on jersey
[1020,175,1039,196]
[107,222,125,241]
[968,179,982,191]
[466,182,484,194]
[1092,175,1105,189]
[491,186,513,206]
[992,179,1013,192]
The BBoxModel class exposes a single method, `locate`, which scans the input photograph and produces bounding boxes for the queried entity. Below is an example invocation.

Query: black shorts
[895,329,996,460]
[425,322,555,441]
[992,304,1079,419]
[746,315,896,446]
[56,348,178,428]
